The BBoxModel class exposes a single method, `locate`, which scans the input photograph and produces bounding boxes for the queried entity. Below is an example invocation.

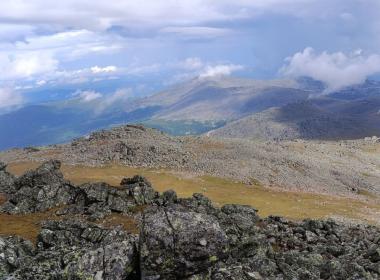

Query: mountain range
[1,76,380,150]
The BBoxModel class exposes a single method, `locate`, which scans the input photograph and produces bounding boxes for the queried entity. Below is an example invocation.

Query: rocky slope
[1,161,380,279]
[208,99,380,141]
[1,125,379,198]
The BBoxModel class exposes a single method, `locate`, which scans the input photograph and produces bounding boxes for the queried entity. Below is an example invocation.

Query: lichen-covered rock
[0,161,149,217]
[1,160,78,214]
[0,162,6,171]
[0,236,35,278]
[140,204,229,279]
[0,161,16,194]
[3,220,140,280]
[121,175,157,205]
[72,182,137,219]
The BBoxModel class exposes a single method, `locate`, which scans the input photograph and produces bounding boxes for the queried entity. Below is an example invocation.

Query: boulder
[140,204,229,279]
[65,180,140,219]
[0,236,35,278]
[37,220,139,280]
[121,175,157,205]
[0,161,16,194]
[1,160,78,214]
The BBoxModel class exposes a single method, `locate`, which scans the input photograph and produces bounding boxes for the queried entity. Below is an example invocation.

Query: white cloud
[124,64,162,75]
[164,58,245,84]
[0,24,35,42]
[74,88,133,111]
[199,64,244,78]
[0,15,127,98]
[0,88,23,109]
[78,90,103,102]
[0,29,127,84]
[11,53,57,78]
[3,29,125,61]
[91,65,118,74]
[36,80,46,86]
[160,26,232,39]
[178,57,204,70]
[0,0,376,94]
[103,88,133,106]
[281,47,380,92]
[0,0,358,34]
[0,52,58,81]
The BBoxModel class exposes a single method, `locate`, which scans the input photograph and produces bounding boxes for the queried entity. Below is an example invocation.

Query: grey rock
[140,204,229,279]
[1,160,78,214]
[0,161,6,171]
[0,162,15,194]
[121,175,157,205]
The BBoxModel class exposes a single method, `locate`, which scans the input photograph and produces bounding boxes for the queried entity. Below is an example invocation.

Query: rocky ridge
[1,161,380,279]
[1,124,379,198]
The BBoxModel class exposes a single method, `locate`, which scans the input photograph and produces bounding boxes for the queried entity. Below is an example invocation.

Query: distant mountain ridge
[1,77,380,150]
[135,77,305,121]
[208,99,380,140]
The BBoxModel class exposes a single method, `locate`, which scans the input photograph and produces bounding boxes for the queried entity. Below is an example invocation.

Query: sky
[1,0,380,110]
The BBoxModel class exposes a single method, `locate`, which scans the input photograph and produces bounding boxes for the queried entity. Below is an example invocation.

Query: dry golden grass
[96,214,139,234]
[0,209,139,242]
[7,162,380,225]
[0,208,61,242]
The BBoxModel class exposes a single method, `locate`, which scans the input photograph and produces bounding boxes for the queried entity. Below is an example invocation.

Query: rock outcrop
[1,221,139,280]
[1,160,78,214]
[0,161,15,194]
[0,161,379,279]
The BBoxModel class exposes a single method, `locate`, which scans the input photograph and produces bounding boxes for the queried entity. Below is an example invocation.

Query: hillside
[208,99,380,140]
[1,125,380,201]
[137,77,306,121]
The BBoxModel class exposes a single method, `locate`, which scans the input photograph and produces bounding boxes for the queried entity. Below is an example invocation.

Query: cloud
[0,88,23,109]
[0,24,35,42]
[103,88,133,105]
[74,88,133,113]
[0,52,58,81]
[199,64,244,78]
[160,26,232,39]
[0,29,126,84]
[164,58,245,84]
[7,30,124,60]
[0,0,359,34]
[93,88,133,114]
[91,65,117,74]
[281,47,380,92]
[178,57,204,70]
[0,0,377,100]
[78,90,102,102]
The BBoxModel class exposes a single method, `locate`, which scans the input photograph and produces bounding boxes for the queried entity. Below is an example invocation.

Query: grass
[0,208,61,243]
[96,214,139,234]
[0,205,140,243]
[6,162,380,225]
